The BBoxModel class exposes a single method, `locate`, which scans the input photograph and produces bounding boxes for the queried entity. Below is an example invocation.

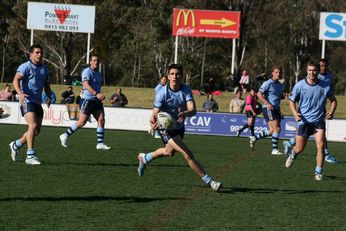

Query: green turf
[0,124,345,230]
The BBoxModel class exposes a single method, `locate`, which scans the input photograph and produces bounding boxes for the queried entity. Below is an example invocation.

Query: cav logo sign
[319,12,346,41]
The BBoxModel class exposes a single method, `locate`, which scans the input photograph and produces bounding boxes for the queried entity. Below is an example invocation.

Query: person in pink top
[239,70,250,93]
[235,88,258,138]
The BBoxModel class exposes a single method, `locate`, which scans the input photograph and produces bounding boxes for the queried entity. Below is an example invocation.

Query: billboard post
[27,2,95,63]
[319,12,346,58]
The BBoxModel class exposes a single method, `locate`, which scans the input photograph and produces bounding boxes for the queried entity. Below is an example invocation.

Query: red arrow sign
[172,9,241,39]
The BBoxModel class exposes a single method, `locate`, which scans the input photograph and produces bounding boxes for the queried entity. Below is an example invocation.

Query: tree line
[1,0,345,94]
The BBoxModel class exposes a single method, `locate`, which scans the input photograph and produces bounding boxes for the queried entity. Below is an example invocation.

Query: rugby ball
[157,112,176,130]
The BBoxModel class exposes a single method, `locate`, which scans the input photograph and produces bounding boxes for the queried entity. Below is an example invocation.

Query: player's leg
[59,100,91,147]
[253,107,271,140]
[249,117,255,136]
[269,119,282,155]
[168,136,222,191]
[285,135,307,168]
[137,129,176,177]
[93,109,111,150]
[23,110,42,165]
[237,113,252,136]
[283,136,296,157]
[313,129,325,180]
[324,136,338,164]
[285,124,309,168]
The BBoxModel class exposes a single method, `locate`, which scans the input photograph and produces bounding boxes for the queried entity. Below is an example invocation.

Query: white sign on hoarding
[27,2,95,33]
[319,12,346,41]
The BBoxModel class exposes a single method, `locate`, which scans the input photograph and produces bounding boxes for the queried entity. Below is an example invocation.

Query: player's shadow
[0,195,187,203]
[43,162,189,168]
[43,162,136,167]
[219,186,346,194]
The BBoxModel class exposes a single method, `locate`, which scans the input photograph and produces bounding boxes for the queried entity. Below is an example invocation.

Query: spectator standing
[0,84,14,101]
[239,70,250,93]
[202,94,219,112]
[229,89,245,113]
[109,88,128,107]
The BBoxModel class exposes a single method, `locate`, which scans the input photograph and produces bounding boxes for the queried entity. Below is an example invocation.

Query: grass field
[1,124,345,230]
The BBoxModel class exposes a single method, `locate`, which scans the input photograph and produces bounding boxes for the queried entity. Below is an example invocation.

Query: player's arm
[289,100,301,122]
[257,91,273,110]
[326,96,337,120]
[83,80,105,101]
[178,100,196,122]
[150,108,160,129]
[44,79,52,107]
[12,72,27,103]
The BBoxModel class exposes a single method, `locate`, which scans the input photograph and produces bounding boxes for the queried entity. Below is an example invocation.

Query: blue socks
[272,133,279,150]
[97,127,104,144]
[26,149,35,157]
[315,166,323,175]
[202,174,212,185]
[15,139,23,150]
[65,123,78,137]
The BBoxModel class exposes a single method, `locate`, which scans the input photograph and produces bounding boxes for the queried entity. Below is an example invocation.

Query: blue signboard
[185,112,298,139]
[319,12,346,41]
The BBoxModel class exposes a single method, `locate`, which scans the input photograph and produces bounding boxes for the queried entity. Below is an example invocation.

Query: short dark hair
[307,60,318,68]
[168,64,183,76]
[29,44,43,53]
[89,54,99,61]
[318,58,328,65]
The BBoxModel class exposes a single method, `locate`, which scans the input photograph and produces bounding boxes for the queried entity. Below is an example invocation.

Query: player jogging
[137,64,222,192]
[59,54,111,150]
[285,61,337,180]
[9,44,52,165]
[249,65,285,155]
[283,58,338,163]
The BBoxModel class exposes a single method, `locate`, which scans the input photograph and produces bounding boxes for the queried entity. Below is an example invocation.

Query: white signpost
[27,2,95,63]
[319,12,346,58]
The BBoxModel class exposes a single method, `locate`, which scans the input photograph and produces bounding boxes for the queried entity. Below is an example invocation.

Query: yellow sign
[176,10,196,27]
[200,18,236,28]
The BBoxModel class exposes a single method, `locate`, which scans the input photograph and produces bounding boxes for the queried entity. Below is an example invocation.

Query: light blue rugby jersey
[17,60,50,104]
[259,79,284,110]
[155,83,164,93]
[154,84,194,129]
[82,67,102,100]
[318,72,333,86]
[289,78,333,124]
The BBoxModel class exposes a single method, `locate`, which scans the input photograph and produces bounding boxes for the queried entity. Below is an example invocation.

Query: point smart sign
[172,8,241,39]
[27,2,95,33]
[319,12,346,41]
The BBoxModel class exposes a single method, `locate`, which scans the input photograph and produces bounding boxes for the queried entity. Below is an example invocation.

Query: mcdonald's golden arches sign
[172,8,241,39]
